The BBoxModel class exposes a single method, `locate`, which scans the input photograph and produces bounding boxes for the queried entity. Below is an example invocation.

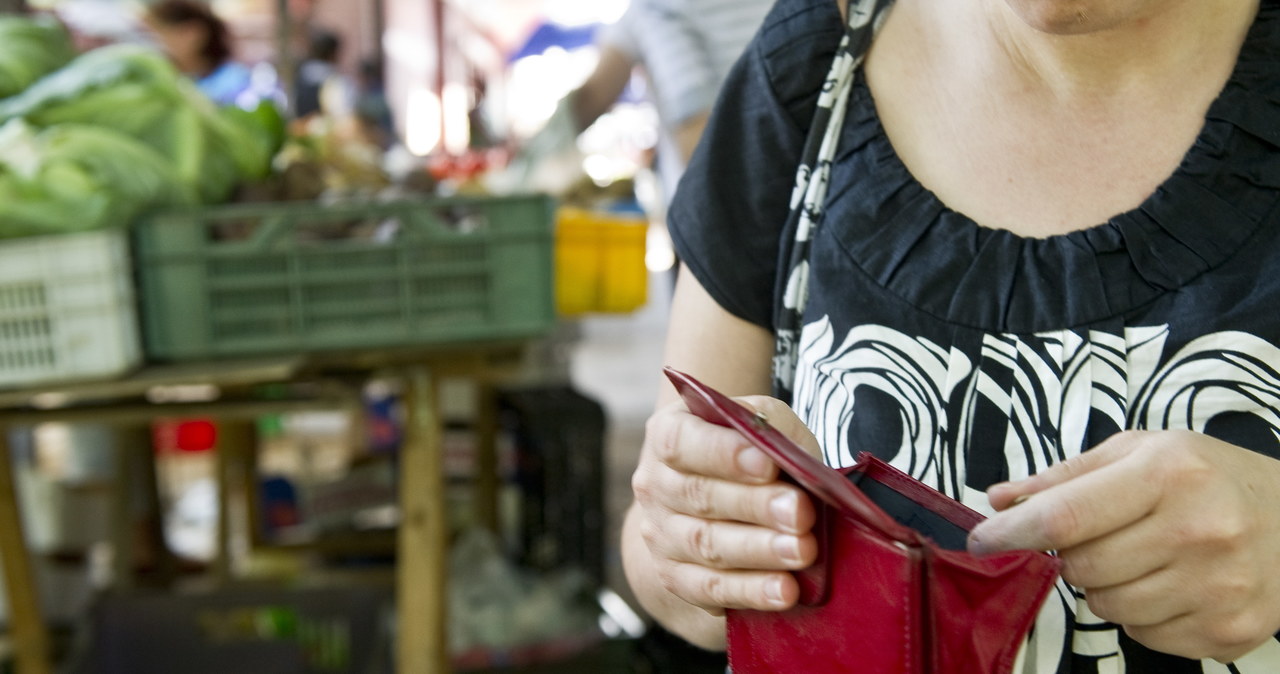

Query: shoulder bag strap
[772,0,895,401]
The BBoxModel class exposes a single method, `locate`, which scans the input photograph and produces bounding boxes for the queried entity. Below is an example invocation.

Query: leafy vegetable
[0,120,194,238]
[0,45,179,121]
[0,45,278,205]
[0,16,75,100]
[219,100,286,181]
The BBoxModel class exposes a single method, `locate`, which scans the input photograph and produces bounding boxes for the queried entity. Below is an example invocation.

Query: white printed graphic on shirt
[791,316,1280,672]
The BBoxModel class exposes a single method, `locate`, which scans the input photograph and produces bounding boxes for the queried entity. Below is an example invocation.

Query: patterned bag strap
[772,0,895,401]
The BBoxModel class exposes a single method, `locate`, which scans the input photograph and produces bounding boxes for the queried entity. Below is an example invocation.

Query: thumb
[735,395,823,460]
[986,431,1138,511]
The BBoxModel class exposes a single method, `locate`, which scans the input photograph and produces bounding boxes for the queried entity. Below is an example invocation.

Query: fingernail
[966,532,990,557]
[765,577,785,605]
[770,493,796,530]
[773,535,800,564]
[967,526,1007,557]
[737,447,770,477]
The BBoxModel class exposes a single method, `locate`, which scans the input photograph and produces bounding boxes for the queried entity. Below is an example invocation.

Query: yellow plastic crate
[555,207,648,316]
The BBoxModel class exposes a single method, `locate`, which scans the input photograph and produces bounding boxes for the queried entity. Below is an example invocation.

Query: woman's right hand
[631,395,820,615]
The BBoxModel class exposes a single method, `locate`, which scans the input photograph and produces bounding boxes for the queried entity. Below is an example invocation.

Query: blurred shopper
[354,56,396,147]
[145,0,252,106]
[292,28,354,121]
[509,0,771,218]
[568,0,774,207]
[546,2,774,669]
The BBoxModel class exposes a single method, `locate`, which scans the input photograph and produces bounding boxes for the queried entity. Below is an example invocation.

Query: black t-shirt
[670,0,1280,670]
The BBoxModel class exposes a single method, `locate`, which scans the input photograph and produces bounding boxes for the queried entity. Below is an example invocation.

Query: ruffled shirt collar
[820,1,1280,334]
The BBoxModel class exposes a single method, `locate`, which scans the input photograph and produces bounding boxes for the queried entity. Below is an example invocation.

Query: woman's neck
[964,0,1259,105]
[865,0,1265,237]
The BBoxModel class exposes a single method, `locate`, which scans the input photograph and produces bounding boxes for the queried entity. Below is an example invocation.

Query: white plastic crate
[0,229,141,388]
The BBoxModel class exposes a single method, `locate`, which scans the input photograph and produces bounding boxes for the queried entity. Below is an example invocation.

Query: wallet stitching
[989,563,1060,673]
[857,453,985,530]
[726,615,739,672]
[905,549,916,674]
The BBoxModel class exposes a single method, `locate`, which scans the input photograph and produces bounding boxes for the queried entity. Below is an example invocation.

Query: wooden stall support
[110,424,175,590]
[0,428,52,674]
[215,419,258,583]
[396,366,450,674]
[274,0,292,101]
[474,382,500,534]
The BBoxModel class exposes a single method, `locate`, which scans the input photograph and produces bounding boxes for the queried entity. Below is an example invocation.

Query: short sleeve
[667,0,846,329]
[597,5,642,61]
[634,2,718,126]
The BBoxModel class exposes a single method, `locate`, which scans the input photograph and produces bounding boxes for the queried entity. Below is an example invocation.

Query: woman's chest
[791,262,1280,506]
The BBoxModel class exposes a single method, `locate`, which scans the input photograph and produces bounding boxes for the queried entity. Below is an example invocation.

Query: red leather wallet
[664,367,1060,674]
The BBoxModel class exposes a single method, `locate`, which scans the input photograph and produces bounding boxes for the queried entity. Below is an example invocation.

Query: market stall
[0,2,654,672]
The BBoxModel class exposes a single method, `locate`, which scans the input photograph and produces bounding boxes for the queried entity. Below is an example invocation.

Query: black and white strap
[772,0,895,401]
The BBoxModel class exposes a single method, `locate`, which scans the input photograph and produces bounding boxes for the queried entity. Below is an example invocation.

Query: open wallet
[664,367,1061,674]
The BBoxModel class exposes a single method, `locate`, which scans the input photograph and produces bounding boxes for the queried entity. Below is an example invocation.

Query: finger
[1056,517,1175,589]
[647,512,818,571]
[646,406,779,484]
[968,443,1160,554]
[987,431,1143,511]
[1081,567,1189,628]
[736,395,824,459]
[660,563,800,613]
[652,466,816,533]
[1122,610,1275,664]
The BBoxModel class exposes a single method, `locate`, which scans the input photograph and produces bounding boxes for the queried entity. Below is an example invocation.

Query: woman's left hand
[967,430,1280,662]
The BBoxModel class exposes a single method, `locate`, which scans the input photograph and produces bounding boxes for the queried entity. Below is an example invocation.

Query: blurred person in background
[528,0,774,211]
[292,28,354,122]
[144,0,253,107]
[617,0,776,207]
[563,3,776,667]
[354,56,396,148]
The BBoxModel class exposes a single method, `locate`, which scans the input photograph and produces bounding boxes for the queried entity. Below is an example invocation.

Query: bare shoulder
[837,0,848,20]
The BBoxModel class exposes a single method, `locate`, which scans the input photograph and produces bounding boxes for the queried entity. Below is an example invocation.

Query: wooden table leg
[214,420,257,583]
[0,428,52,674]
[474,383,499,534]
[397,366,449,674]
[133,424,177,586]
[110,427,136,591]
[110,424,172,589]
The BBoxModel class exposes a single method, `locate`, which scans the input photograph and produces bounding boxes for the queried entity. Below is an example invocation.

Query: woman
[145,0,252,106]
[623,0,1280,670]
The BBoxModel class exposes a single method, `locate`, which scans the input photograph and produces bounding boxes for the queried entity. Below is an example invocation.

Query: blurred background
[0,0,759,672]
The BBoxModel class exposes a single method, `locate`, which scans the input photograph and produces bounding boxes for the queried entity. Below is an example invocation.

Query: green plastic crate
[134,195,555,360]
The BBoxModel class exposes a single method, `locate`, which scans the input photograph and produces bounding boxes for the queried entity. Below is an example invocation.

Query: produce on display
[0,15,75,100]
[0,27,285,238]
[244,114,396,203]
[0,119,193,237]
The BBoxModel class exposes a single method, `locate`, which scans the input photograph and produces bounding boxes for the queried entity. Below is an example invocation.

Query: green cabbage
[218,99,286,182]
[0,16,75,100]
[0,45,180,121]
[0,120,195,238]
[0,45,278,205]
